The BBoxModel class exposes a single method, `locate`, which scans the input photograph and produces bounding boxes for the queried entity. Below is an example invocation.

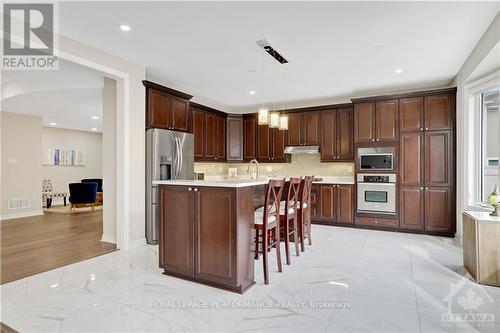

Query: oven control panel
[357,173,397,183]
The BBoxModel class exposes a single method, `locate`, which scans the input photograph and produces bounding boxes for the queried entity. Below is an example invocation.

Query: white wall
[453,12,500,237]
[0,112,43,219]
[56,34,146,249]
[102,77,117,243]
[41,127,102,204]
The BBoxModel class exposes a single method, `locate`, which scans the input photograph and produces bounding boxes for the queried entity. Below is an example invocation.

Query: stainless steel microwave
[357,147,395,171]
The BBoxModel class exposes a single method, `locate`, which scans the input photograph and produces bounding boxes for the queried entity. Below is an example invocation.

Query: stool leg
[284,219,291,265]
[274,227,282,273]
[263,231,269,284]
[299,212,305,252]
[254,229,259,259]
[293,217,300,257]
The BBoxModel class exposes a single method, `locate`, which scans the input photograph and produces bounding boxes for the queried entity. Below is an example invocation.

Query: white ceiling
[58,1,499,112]
[1,59,104,132]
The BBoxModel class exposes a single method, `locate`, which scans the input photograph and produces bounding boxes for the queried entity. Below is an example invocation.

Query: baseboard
[129,237,147,249]
[101,234,117,244]
[0,210,44,221]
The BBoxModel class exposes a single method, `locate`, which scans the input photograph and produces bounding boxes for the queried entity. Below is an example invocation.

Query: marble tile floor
[1,225,499,333]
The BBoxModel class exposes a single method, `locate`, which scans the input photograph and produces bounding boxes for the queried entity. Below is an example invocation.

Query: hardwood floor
[0,208,116,284]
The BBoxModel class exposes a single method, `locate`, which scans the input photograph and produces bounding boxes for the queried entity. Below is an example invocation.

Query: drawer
[355,217,399,228]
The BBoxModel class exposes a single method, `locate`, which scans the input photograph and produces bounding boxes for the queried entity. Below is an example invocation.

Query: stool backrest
[263,179,285,230]
[285,178,302,217]
[300,176,314,209]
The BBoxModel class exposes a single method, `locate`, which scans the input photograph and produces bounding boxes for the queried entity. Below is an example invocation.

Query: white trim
[101,234,117,244]
[0,210,44,221]
[128,237,147,249]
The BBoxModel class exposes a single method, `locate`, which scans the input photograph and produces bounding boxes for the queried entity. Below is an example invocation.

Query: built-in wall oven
[357,173,397,215]
[358,147,395,171]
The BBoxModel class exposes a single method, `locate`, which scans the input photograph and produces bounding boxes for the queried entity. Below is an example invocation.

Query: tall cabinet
[399,93,454,234]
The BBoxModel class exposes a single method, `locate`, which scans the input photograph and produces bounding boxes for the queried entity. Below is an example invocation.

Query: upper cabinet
[354,100,398,143]
[321,108,353,161]
[143,80,192,132]
[286,111,320,146]
[257,124,289,162]
[400,97,424,132]
[424,94,452,131]
[226,115,243,162]
[190,103,226,162]
[243,114,257,160]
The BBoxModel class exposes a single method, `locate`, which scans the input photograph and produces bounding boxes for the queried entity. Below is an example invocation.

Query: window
[480,86,500,201]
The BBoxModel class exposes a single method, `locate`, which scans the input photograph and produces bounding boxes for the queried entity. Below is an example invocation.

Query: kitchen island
[153,179,267,293]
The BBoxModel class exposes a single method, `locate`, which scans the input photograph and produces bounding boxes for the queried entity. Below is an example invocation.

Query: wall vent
[8,198,30,210]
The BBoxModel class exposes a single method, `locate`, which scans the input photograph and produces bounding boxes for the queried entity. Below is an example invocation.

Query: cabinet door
[216,115,226,160]
[192,108,205,159]
[424,94,452,131]
[336,108,354,160]
[303,111,320,145]
[170,96,189,132]
[354,103,375,143]
[425,130,452,187]
[400,132,424,186]
[320,110,336,161]
[376,100,398,141]
[271,128,286,161]
[425,187,452,232]
[257,124,271,161]
[147,89,170,129]
[336,185,354,224]
[195,187,236,285]
[205,113,216,159]
[243,115,257,160]
[319,185,335,222]
[400,187,424,230]
[226,116,243,161]
[400,97,424,132]
[287,113,302,146]
[160,186,194,276]
[310,185,319,220]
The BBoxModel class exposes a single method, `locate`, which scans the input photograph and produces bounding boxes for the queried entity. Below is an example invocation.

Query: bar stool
[280,177,301,265]
[254,179,285,285]
[297,176,314,251]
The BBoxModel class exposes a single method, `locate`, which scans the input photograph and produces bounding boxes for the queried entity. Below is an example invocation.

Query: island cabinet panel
[400,97,424,132]
[144,81,192,131]
[159,186,194,277]
[159,185,255,293]
[243,114,257,160]
[286,111,320,146]
[399,187,424,230]
[195,188,236,285]
[424,94,452,131]
[354,103,375,143]
[192,108,205,159]
[226,116,243,161]
[321,108,353,161]
[375,99,399,141]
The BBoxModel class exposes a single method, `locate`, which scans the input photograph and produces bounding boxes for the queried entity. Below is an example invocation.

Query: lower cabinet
[159,185,255,292]
[399,187,425,230]
[311,184,354,224]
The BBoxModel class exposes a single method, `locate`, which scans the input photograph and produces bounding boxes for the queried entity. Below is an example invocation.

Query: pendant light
[278,63,288,130]
[257,48,269,125]
[268,50,279,128]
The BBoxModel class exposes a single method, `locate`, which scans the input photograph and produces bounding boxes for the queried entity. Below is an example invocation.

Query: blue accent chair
[69,182,98,212]
[81,178,103,192]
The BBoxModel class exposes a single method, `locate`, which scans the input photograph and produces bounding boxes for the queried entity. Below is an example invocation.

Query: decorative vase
[487,185,500,217]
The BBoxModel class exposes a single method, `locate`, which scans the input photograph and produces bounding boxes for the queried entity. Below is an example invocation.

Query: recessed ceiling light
[91,116,99,120]
[49,122,57,126]
[91,128,98,131]
[249,90,256,95]
[395,68,403,74]
[119,25,131,32]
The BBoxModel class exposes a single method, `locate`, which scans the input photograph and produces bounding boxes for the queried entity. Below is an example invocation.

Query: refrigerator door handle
[175,137,181,178]
[179,138,183,177]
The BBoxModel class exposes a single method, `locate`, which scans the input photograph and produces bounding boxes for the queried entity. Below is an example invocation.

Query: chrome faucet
[247,158,259,180]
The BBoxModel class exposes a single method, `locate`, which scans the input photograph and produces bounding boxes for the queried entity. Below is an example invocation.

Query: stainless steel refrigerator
[146,129,194,244]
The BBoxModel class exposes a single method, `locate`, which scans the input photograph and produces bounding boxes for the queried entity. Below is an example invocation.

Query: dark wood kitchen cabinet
[424,94,452,131]
[321,108,353,161]
[191,103,226,161]
[311,184,354,224]
[425,187,452,233]
[159,185,255,293]
[400,132,424,187]
[400,97,424,132]
[425,130,452,187]
[243,114,257,160]
[256,124,289,162]
[354,100,398,143]
[143,80,192,132]
[399,187,424,230]
[226,115,243,161]
[286,111,320,146]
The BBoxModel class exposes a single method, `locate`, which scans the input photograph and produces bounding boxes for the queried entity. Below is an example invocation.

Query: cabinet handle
[371,139,375,142]
[420,187,423,190]
[425,187,429,190]
[420,128,423,131]
[194,188,199,192]
[425,127,429,130]
[376,139,380,142]
[188,187,193,191]
[374,220,378,224]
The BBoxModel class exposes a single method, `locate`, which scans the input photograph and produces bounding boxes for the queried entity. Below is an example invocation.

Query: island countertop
[153,176,354,187]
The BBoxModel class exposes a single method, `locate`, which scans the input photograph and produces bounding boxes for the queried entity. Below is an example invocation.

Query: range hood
[284,145,320,155]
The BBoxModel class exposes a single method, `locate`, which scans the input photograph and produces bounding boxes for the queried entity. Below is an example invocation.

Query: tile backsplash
[194,154,354,178]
